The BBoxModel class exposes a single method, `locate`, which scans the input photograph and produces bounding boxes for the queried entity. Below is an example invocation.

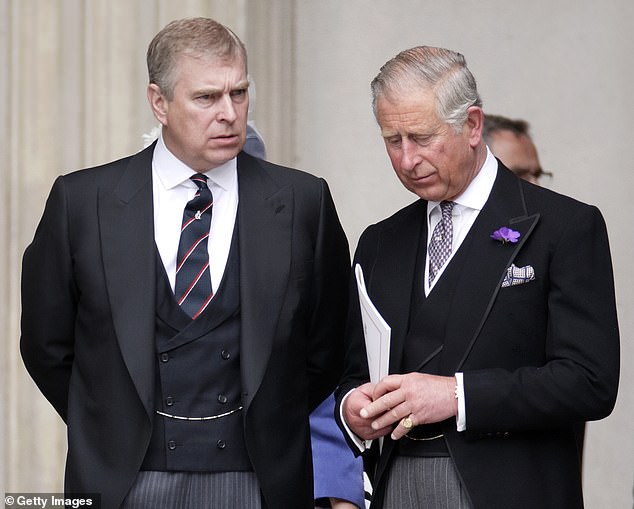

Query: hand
[329,498,359,509]
[360,373,458,440]
[343,383,393,440]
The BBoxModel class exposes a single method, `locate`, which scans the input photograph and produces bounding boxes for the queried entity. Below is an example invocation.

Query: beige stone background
[1,1,632,507]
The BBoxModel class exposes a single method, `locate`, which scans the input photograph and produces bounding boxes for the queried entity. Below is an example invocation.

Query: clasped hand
[343,373,458,441]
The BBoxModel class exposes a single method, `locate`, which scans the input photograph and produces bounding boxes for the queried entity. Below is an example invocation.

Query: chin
[211,145,240,158]
[408,185,437,202]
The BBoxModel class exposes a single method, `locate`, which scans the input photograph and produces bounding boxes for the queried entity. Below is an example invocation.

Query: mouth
[210,134,240,146]
[411,172,434,183]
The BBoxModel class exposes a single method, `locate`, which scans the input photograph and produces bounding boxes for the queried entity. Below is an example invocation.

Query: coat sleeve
[20,176,77,422]
[304,178,351,411]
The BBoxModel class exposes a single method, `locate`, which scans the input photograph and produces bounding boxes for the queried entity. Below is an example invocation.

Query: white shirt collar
[428,146,498,214]
[152,130,237,192]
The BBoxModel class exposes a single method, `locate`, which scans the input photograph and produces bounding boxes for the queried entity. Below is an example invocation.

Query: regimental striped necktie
[175,174,213,319]
[428,200,455,285]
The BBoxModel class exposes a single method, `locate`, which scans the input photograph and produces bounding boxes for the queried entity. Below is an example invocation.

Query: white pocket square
[501,264,535,288]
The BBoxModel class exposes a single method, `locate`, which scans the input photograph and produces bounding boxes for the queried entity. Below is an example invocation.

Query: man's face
[376,89,484,202]
[150,54,249,171]
[488,130,542,184]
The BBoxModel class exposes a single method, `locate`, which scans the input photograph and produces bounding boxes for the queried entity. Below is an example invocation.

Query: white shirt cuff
[340,389,372,452]
[455,372,466,431]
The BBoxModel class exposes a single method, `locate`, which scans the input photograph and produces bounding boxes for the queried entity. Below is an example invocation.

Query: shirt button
[160,353,170,363]
[216,440,226,450]
[217,394,228,404]
[221,349,231,360]
[168,440,177,450]
[165,396,174,407]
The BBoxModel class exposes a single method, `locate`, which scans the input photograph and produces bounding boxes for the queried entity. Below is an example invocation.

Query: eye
[195,93,218,103]
[230,88,248,102]
[411,135,432,146]
[385,136,402,147]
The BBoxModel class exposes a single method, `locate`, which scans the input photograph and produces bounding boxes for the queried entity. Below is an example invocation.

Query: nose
[216,94,238,123]
[400,139,422,171]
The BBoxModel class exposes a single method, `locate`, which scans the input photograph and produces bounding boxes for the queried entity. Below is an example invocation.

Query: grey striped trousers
[382,456,473,509]
[121,470,263,509]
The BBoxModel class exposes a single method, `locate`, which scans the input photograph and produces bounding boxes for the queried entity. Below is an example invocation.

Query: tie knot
[440,201,454,218]
[190,174,208,190]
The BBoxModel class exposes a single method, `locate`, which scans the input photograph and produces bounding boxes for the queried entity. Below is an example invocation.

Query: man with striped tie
[21,17,349,509]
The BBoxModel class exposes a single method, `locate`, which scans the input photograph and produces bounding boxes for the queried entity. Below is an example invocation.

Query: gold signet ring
[402,416,414,429]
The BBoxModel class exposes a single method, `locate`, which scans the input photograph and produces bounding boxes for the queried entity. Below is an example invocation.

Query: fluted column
[243,0,296,166]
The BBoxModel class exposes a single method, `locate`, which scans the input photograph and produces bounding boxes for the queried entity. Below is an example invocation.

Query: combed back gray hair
[371,46,482,132]
[482,114,531,144]
[147,17,247,99]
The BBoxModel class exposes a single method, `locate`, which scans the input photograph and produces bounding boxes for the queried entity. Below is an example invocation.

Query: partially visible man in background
[482,114,552,185]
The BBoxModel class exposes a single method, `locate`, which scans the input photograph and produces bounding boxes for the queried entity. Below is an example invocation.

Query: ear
[465,106,484,148]
[147,84,169,125]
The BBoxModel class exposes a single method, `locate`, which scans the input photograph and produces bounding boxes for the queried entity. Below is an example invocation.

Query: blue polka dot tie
[428,201,455,285]
[175,174,213,319]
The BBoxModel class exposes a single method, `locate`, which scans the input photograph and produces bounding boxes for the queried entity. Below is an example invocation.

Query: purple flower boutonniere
[491,226,520,244]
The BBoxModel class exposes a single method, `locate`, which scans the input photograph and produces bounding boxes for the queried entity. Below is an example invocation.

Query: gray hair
[147,17,247,99]
[371,46,482,132]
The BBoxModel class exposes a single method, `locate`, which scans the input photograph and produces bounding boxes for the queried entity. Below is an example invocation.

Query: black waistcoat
[398,225,473,456]
[141,231,252,472]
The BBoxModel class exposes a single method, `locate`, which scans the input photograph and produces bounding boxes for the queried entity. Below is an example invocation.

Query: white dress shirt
[152,132,239,295]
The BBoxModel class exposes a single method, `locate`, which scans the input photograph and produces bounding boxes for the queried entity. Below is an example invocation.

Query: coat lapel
[237,154,294,410]
[99,144,156,418]
[441,166,540,372]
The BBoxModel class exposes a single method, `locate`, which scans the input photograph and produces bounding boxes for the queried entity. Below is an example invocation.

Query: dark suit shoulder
[354,199,424,267]
[492,165,607,246]
[57,145,154,206]
[523,181,599,215]
[358,199,424,242]
[238,151,326,188]
[64,151,138,179]
[377,198,426,228]
[495,164,599,217]
[517,178,608,245]
[59,146,151,189]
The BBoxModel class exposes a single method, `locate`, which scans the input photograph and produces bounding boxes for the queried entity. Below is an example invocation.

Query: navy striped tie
[175,174,213,319]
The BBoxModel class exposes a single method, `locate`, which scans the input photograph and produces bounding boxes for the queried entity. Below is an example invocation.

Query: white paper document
[355,263,391,385]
